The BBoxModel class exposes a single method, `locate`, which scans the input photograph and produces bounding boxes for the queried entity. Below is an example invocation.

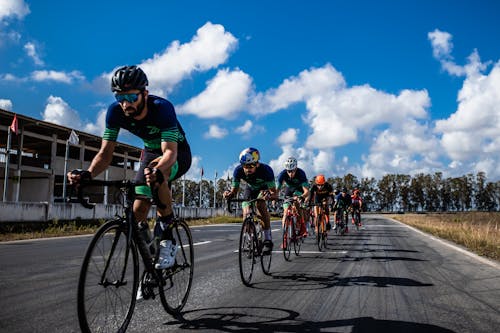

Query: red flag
[10,114,18,135]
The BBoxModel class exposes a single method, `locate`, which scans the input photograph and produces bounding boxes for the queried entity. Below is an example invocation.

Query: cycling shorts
[135,146,192,198]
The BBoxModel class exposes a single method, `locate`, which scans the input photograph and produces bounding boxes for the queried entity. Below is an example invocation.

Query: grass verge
[389,212,500,262]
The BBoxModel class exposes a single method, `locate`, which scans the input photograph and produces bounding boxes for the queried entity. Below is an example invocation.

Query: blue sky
[1,0,500,181]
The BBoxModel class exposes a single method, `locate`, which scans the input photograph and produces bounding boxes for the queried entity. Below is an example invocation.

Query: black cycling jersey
[104,95,189,154]
[103,95,191,185]
[308,182,334,203]
[232,163,275,193]
[334,193,352,210]
[277,168,309,196]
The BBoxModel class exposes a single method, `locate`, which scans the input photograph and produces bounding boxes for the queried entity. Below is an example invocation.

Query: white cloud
[42,96,82,128]
[204,124,228,139]
[235,120,253,134]
[24,42,44,66]
[0,99,13,110]
[277,128,298,145]
[250,63,346,115]
[31,70,84,83]
[0,0,30,21]
[99,22,238,96]
[83,108,107,136]
[435,55,500,178]
[178,68,252,118]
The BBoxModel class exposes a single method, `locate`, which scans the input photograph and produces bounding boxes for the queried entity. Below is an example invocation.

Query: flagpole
[62,139,70,201]
[182,174,185,207]
[199,168,203,207]
[3,127,11,202]
[213,171,217,208]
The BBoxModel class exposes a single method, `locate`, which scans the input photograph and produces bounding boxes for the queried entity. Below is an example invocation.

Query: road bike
[312,201,329,251]
[75,179,194,333]
[335,206,349,236]
[282,197,304,261]
[228,197,272,287]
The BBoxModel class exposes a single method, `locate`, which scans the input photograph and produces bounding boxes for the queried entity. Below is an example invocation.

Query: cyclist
[223,147,278,253]
[307,174,334,234]
[333,187,352,232]
[351,188,363,226]
[67,65,191,270]
[276,157,310,242]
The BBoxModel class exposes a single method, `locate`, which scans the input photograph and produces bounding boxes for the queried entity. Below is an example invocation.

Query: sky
[1,0,500,182]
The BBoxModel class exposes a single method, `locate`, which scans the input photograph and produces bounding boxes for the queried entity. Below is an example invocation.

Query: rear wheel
[239,218,256,286]
[260,224,272,275]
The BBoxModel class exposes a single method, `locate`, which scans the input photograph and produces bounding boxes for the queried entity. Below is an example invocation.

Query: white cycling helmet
[284,157,297,171]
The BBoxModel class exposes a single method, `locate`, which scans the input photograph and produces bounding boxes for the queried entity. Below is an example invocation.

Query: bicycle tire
[77,218,139,333]
[239,217,256,286]
[159,219,194,315]
[293,218,302,256]
[317,214,325,252]
[260,225,272,275]
[322,215,328,249]
[283,217,292,261]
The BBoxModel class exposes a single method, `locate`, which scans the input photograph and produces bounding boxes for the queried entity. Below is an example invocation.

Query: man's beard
[124,95,145,117]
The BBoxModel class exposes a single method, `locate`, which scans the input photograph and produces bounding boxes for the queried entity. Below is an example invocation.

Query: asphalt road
[0,215,499,333]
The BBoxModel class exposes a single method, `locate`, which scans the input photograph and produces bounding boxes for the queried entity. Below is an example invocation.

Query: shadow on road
[240,271,434,291]
[168,306,454,332]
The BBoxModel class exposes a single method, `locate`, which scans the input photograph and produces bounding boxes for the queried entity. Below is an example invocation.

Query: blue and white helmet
[239,147,260,165]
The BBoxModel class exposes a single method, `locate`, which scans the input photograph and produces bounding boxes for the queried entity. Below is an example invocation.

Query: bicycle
[312,201,329,251]
[227,197,272,287]
[75,179,194,333]
[335,206,349,236]
[282,197,304,261]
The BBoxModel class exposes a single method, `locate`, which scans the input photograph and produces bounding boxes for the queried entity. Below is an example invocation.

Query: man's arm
[154,141,178,178]
[88,140,116,178]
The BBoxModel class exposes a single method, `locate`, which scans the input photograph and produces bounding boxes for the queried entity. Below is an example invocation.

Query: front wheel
[293,218,302,256]
[239,218,256,286]
[77,218,139,333]
[159,219,194,315]
[283,217,292,261]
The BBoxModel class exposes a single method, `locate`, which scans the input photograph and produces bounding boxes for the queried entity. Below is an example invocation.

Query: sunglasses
[115,93,140,103]
[243,163,257,169]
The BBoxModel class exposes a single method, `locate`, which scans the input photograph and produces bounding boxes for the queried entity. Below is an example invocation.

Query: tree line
[170,171,500,212]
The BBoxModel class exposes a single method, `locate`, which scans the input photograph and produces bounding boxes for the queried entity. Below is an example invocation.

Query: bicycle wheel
[239,218,256,286]
[293,218,302,256]
[282,217,292,261]
[322,215,328,249]
[317,215,325,251]
[159,219,194,315]
[77,219,139,333]
[260,226,272,275]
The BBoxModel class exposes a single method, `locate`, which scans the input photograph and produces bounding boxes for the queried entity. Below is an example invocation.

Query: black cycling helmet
[111,65,148,92]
